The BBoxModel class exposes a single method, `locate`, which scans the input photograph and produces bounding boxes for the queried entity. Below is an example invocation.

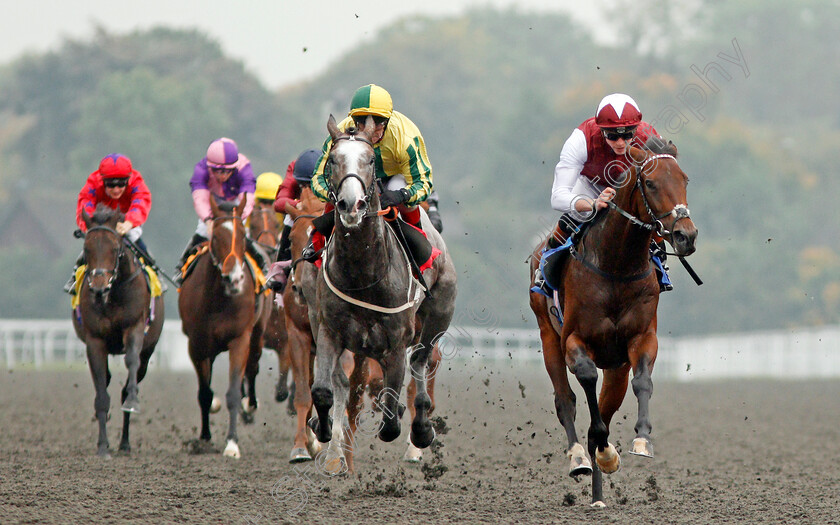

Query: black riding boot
[534,214,581,293]
[301,212,335,263]
[276,224,292,262]
[426,195,443,233]
[174,233,206,285]
[246,237,270,275]
[63,251,86,294]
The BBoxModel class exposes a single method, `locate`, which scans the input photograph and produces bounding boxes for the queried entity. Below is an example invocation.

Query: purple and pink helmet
[206,137,240,168]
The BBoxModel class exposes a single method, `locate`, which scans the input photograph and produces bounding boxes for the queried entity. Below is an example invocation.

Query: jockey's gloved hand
[380,188,410,208]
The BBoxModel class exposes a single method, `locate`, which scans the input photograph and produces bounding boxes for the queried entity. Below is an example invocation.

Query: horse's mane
[644,136,678,157]
[90,203,121,225]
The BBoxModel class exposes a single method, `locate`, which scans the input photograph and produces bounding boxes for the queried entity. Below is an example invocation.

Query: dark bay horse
[281,187,325,463]
[529,139,698,506]
[248,201,292,406]
[309,115,457,474]
[72,204,164,457]
[178,198,271,458]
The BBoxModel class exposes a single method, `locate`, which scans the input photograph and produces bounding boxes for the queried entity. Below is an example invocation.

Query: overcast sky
[1,0,609,90]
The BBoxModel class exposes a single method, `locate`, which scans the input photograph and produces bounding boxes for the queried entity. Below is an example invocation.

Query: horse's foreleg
[320,358,351,476]
[566,334,614,507]
[311,327,341,443]
[535,298,589,477]
[191,352,214,442]
[629,333,658,458]
[287,327,314,462]
[377,350,406,443]
[407,343,434,449]
[275,345,292,403]
[224,332,251,458]
[344,352,369,473]
[120,324,145,414]
[86,339,111,458]
[241,333,262,424]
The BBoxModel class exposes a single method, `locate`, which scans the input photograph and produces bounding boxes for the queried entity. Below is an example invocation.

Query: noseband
[84,225,141,290]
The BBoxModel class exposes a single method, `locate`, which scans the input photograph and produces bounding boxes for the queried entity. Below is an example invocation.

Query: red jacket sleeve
[123,172,152,227]
[76,172,101,232]
[273,161,302,213]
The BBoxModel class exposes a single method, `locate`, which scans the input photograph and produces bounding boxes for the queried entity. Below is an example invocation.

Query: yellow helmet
[349,84,393,119]
[255,171,283,201]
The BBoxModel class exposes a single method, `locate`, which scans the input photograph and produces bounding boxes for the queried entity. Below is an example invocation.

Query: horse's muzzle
[671,224,698,256]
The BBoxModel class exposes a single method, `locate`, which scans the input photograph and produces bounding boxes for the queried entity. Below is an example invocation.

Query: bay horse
[72,204,164,457]
[248,201,292,406]
[528,139,698,506]
[178,198,271,458]
[309,115,457,474]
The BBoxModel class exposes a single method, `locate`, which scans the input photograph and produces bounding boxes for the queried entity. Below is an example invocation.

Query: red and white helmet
[595,93,642,129]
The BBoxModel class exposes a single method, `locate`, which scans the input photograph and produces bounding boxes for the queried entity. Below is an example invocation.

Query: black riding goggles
[603,129,636,141]
[103,178,129,188]
[353,115,389,127]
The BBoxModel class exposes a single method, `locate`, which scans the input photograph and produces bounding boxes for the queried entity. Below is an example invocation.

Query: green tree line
[0,2,837,335]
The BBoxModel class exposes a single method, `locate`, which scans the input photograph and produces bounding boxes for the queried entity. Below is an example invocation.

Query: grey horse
[309,115,457,473]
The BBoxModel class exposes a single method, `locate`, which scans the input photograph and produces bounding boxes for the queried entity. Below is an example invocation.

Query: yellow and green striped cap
[349,84,393,119]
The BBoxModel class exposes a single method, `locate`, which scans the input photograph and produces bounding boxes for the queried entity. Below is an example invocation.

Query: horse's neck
[585,197,652,274]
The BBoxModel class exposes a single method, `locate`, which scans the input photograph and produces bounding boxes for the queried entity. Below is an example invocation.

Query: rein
[84,225,142,289]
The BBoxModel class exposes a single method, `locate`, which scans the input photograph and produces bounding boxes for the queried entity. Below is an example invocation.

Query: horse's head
[81,204,125,303]
[325,114,377,228]
[624,140,698,256]
[209,198,248,296]
[285,187,325,297]
[249,200,281,257]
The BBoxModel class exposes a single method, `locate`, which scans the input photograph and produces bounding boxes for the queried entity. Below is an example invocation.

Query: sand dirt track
[1,360,838,524]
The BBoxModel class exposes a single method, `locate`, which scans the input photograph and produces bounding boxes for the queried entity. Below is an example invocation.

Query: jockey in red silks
[303,84,442,263]
[64,153,152,293]
[174,137,270,284]
[537,93,673,292]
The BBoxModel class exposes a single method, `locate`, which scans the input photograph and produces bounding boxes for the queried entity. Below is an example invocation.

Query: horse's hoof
[210,397,222,414]
[97,448,112,459]
[223,440,241,459]
[241,411,255,425]
[567,443,593,477]
[629,437,654,458]
[118,442,131,454]
[306,429,323,457]
[379,421,401,443]
[403,442,423,463]
[319,454,348,476]
[595,442,621,474]
[590,500,606,508]
[286,402,297,417]
[121,399,140,413]
[275,387,289,403]
[410,423,436,449]
[241,397,258,414]
[289,447,312,463]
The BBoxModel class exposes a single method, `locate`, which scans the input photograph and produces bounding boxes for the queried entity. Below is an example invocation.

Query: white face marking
[333,138,373,227]
[222,221,234,232]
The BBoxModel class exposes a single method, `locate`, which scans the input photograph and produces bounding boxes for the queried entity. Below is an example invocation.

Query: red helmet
[98,153,134,179]
[595,93,642,129]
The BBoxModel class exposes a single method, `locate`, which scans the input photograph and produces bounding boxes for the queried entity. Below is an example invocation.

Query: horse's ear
[209,196,220,218]
[628,146,647,165]
[81,208,92,228]
[235,197,246,218]
[362,115,377,142]
[668,140,678,157]
[327,114,339,140]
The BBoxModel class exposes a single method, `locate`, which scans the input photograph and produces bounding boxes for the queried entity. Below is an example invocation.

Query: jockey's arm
[551,128,591,214]
[310,141,333,203]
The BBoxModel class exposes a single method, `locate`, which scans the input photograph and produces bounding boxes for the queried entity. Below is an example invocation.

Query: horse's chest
[339,315,411,357]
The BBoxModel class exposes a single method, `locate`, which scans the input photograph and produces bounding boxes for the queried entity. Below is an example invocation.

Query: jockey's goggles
[209,166,235,174]
[103,178,129,188]
[602,128,636,141]
[353,115,389,127]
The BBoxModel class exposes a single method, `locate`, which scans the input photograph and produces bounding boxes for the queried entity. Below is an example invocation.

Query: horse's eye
[645,179,656,191]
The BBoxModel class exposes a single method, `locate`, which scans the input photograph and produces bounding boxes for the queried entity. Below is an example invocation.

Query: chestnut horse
[178,198,271,458]
[72,204,164,457]
[248,201,292,406]
[277,187,326,463]
[529,139,698,506]
[309,115,457,474]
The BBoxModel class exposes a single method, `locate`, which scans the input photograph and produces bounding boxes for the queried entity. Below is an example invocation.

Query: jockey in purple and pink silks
[174,137,270,284]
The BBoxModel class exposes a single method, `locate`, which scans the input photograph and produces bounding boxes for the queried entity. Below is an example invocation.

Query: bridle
[323,134,377,214]
[84,225,141,292]
[208,214,244,274]
[250,206,280,255]
[606,153,692,242]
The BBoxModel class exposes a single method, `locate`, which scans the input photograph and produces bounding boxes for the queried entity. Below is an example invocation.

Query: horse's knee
[311,387,333,411]
[198,385,213,407]
[573,359,598,389]
[631,374,653,397]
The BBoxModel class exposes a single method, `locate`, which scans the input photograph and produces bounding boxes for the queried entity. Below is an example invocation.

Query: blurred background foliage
[0,1,837,335]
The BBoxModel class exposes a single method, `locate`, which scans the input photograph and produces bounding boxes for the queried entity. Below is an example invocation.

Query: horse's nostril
[337,200,349,213]
[358,200,368,211]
